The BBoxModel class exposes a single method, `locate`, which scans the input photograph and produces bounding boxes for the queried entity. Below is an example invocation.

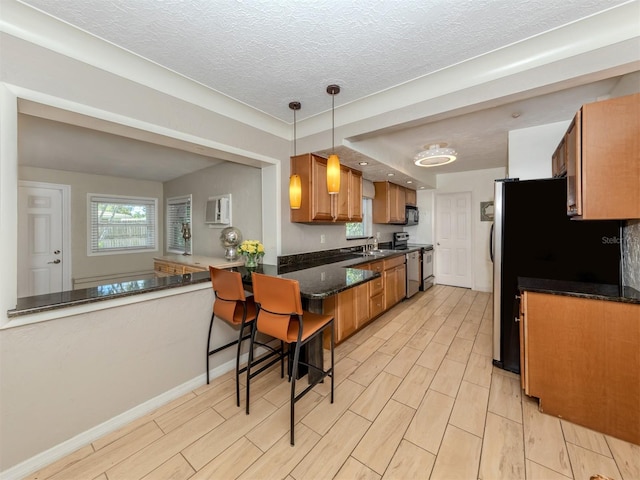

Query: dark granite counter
[8,250,397,317]
[518,277,640,304]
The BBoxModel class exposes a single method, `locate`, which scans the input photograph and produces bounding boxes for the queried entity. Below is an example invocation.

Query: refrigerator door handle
[489,223,494,262]
[513,294,521,322]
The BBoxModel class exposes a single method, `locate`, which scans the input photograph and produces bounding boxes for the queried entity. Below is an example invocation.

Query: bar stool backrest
[251,272,303,343]
[210,267,248,325]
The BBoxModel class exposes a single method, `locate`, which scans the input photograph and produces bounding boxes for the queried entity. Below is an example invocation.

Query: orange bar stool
[247,272,335,445]
[207,267,284,407]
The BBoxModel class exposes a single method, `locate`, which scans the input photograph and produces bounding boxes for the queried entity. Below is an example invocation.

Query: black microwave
[405,206,419,225]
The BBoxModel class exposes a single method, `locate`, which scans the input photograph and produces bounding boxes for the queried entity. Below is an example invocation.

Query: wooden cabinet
[323,282,369,343]
[383,255,406,310]
[325,253,408,345]
[334,167,363,222]
[290,153,363,223]
[520,291,639,444]
[551,137,566,178]
[373,182,406,224]
[154,260,206,277]
[357,260,385,326]
[563,93,640,219]
[405,188,417,206]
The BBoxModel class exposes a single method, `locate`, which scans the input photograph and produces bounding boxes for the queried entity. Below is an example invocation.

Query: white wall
[434,167,506,292]
[507,121,570,180]
[404,189,434,245]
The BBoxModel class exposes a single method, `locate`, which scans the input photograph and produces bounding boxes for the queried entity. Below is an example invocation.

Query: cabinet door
[349,170,363,222]
[312,158,334,221]
[354,282,370,328]
[395,186,406,222]
[552,139,566,178]
[335,288,357,342]
[334,166,351,222]
[580,93,640,219]
[383,269,396,310]
[405,189,417,206]
[370,292,385,319]
[519,293,528,393]
[396,264,406,301]
[566,114,581,216]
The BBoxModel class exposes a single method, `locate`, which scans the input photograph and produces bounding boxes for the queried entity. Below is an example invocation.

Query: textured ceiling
[17,0,632,122]
[11,0,638,186]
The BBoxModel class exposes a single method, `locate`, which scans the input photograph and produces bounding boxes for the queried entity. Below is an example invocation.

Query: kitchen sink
[357,249,397,257]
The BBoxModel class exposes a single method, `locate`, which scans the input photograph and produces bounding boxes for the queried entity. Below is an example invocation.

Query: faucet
[362,236,378,252]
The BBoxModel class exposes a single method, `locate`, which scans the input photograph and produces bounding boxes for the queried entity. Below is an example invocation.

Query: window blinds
[166,195,192,253]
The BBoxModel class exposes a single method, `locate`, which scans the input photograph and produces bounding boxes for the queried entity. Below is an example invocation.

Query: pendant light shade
[289,101,302,209]
[326,85,341,195]
[326,154,340,194]
[289,174,302,209]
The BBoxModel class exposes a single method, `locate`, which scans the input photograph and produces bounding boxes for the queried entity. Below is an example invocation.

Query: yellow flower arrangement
[237,240,265,267]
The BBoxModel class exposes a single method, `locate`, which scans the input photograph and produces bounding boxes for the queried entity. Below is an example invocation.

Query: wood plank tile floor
[28,285,639,480]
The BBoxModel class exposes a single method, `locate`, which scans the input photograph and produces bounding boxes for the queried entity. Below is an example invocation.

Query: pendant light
[326,84,341,195]
[289,101,302,209]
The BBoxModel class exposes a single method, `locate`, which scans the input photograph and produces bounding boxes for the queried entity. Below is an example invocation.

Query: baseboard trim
[0,347,270,480]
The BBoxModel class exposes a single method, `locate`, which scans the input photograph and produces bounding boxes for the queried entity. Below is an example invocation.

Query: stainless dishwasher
[406,250,420,298]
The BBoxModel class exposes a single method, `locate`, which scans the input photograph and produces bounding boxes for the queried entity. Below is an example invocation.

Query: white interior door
[18,182,71,297]
[435,192,472,288]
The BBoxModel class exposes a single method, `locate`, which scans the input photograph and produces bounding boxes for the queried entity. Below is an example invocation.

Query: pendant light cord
[331,92,335,152]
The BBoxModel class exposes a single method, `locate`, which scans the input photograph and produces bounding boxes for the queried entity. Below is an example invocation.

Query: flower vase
[244,255,258,268]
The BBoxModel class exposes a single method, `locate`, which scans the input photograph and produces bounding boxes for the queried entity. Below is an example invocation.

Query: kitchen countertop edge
[518,277,640,304]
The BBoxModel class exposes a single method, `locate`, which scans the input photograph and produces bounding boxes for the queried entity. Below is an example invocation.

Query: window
[167,195,192,254]
[346,198,373,239]
[88,194,158,255]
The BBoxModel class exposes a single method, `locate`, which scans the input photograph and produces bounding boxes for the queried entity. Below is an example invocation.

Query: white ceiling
[14,0,640,185]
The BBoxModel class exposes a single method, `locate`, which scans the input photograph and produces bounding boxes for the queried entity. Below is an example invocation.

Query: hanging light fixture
[326,84,341,195]
[414,143,457,167]
[289,101,302,209]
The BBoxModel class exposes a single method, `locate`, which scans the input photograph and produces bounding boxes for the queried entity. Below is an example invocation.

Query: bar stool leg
[290,341,302,446]
[246,322,258,415]
[206,312,215,384]
[330,321,335,403]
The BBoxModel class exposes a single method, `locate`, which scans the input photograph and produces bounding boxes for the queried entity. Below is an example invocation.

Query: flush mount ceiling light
[326,84,341,195]
[289,101,302,209]
[414,143,457,167]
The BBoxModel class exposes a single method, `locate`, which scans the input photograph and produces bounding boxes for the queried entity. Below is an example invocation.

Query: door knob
[48,259,61,264]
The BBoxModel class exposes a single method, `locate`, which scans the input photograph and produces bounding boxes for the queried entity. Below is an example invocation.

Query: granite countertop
[9,250,403,317]
[154,254,245,269]
[518,277,640,304]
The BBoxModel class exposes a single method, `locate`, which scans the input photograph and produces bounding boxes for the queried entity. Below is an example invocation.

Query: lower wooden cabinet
[383,256,406,310]
[154,260,206,277]
[520,290,639,444]
[325,254,409,345]
[323,282,370,344]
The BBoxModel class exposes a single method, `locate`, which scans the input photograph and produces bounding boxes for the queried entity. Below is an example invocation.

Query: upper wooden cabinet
[563,93,639,219]
[290,153,363,223]
[405,188,417,206]
[373,181,406,224]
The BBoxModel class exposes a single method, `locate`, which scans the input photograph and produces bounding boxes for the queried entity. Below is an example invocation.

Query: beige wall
[0,287,242,471]
[164,162,263,258]
[19,166,164,285]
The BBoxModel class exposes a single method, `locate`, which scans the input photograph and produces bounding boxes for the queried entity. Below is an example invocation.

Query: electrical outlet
[320,234,326,244]
[376,232,380,239]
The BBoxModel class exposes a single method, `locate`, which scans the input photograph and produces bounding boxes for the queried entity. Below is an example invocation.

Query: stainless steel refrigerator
[491,178,621,373]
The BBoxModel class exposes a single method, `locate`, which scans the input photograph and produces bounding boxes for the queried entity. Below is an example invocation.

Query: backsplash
[623,220,640,291]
